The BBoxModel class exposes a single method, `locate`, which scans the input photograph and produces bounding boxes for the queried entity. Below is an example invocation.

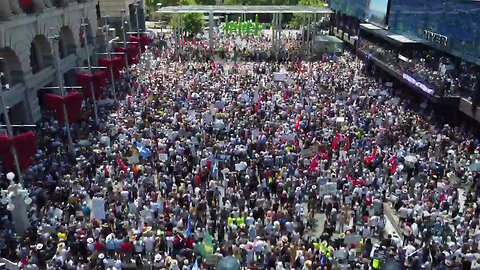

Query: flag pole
[121,9,132,94]
[102,15,118,102]
[49,30,74,153]
[81,17,99,124]
[0,71,23,183]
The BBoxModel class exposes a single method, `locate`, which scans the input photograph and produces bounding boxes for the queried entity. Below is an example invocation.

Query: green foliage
[184,13,205,35]
[169,0,205,35]
[289,0,325,28]
[224,0,291,4]
[196,0,216,4]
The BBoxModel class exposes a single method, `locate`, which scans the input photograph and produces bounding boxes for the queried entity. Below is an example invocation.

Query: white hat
[98,253,105,259]
[87,238,94,244]
[36,243,43,250]
[154,254,162,261]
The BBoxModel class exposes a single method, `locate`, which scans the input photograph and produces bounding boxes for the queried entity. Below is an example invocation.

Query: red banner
[129,35,150,53]
[115,45,139,65]
[98,57,125,80]
[44,92,83,125]
[98,57,112,67]
[111,57,124,79]
[18,0,32,11]
[0,134,10,153]
[75,72,107,99]
[0,132,37,171]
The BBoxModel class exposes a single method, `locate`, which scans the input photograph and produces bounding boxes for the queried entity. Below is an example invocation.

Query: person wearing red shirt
[120,238,132,262]
[94,239,104,252]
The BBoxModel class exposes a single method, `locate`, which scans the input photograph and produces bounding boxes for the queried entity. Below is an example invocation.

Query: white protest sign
[251,128,260,141]
[91,197,106,220]
[281,133,296,141]
[235,162,247,171]
[159,153,168,162]
[319,182,337,196]
[127,155,139,165]
[273,72,287,82]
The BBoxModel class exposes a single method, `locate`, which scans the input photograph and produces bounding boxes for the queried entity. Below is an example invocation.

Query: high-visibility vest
[372,258,381,269]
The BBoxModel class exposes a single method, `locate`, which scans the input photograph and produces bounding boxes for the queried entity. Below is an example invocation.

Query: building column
[209,11,214,51]
[271,13,276,55]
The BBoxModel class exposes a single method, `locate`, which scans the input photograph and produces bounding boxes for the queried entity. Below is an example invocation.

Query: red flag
[307,154,319,172]
[388,155,398,174]
[347,175,360,186]
[370,104,376,117]
[195,172,201,185]
[116,155,127,172]
[364,146,378,165]
[332,133,341,150]
[344,136,350,151]
[294,116,301,130]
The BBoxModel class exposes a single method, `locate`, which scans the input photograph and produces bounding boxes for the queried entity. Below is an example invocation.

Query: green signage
[222,15,264,36]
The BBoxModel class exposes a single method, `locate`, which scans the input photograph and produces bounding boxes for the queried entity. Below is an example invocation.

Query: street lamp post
[48,31,74,153]
[121,9,131,89]
[81,17,99,124]
[134,1,142,56]
[102,15,118,102]
[0,172,31,234]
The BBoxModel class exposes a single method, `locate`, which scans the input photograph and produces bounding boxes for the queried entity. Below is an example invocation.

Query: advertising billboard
[388,0,480,62]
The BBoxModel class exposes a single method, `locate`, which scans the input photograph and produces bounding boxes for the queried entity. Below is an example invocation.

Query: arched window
[30,35,54,73]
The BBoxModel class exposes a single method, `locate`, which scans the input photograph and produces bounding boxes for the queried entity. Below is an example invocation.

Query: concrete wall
[0,1,98,124]
[99,0,136,19]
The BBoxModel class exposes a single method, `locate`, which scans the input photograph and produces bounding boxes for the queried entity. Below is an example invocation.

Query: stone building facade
[0,0,99,124]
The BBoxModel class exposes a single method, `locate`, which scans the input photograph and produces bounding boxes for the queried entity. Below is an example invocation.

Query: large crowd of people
[359,38,479,98]
[1,30,480,270]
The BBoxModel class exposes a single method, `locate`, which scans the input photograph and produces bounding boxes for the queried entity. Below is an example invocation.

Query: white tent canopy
[157,5,333,14]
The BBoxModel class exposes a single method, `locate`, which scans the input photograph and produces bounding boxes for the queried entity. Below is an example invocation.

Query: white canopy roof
[157,5,333,14]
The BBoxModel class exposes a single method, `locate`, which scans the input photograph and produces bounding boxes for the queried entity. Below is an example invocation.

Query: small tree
[289,0,325,29]
[170,0,205,36]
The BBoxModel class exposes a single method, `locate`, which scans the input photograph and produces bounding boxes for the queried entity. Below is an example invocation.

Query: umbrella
[469,162,480,171]
[379,90,389,96]
[217,256,240,270]
[78,140,92,147]
[404,155,417,163]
